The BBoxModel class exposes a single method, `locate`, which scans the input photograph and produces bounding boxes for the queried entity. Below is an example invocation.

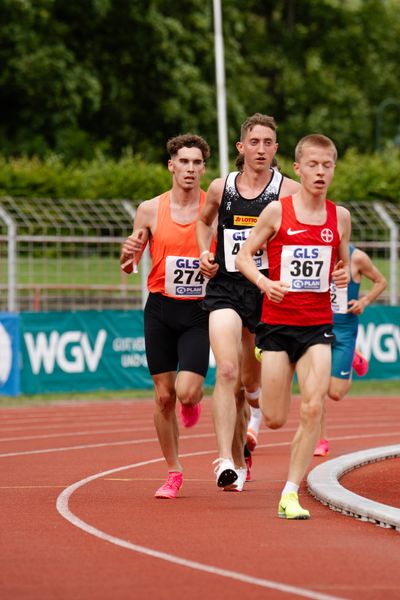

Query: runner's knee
[264,410,285,429]
[217,360,238,386]
[300,400,322,426]
[328,389,342,402]
[177,388,202,406]
[155,390,176,413]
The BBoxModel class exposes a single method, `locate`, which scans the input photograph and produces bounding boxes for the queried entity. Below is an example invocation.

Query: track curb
[307,444,400,531]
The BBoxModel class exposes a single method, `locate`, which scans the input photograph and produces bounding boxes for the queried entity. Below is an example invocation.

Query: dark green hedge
[0,149,399,205]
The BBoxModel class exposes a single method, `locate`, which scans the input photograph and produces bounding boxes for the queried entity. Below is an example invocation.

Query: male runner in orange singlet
[121,134,212,499]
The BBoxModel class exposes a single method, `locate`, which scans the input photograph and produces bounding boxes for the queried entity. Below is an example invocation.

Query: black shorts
[202,275,263,333]
[144,292,210,376]
[255,323,335,364]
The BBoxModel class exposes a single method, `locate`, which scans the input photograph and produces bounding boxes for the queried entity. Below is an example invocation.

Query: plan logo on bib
[0,323,12,384]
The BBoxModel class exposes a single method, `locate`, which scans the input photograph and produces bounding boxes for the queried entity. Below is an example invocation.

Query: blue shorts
[331,320,358,380]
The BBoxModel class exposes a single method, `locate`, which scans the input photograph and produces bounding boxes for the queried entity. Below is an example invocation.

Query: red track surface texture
[1,394,400,600]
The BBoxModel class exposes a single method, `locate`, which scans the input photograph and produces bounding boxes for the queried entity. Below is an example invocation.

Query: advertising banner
[20,310,217,394]
[20,310,150,394]
[18,306,399,395]
[356,305,400,380]
[0,312,20,396]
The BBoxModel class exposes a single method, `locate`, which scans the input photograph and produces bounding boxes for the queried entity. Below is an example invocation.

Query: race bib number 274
[165,256,207,298]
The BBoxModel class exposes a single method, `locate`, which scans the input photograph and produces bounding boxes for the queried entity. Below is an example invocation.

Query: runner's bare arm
[197,178,224,278]
[348,249,387,314]
[120,198,155,273]
[332,206,351,288]
[236,202,289,303]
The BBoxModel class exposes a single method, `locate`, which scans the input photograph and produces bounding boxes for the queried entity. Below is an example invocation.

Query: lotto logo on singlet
[233,215,258,227]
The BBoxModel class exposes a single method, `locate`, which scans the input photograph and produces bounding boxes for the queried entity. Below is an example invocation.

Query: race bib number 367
[165,256,207,298]
[280,245,332,292]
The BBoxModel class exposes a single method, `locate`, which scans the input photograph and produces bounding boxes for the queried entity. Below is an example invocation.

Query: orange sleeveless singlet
[148,190,208,299]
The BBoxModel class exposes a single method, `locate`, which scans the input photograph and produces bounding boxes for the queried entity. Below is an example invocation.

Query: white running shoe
[224,467,247,492]
[213,458,238,489]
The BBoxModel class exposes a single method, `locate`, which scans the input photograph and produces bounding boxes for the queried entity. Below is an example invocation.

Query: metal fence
[0,197,147,312]
[0,197,398,312]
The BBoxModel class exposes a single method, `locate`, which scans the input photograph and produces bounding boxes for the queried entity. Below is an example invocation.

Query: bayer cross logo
[321,228,333,243]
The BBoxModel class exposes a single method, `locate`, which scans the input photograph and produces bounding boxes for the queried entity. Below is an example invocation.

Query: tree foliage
[0,0,400,165]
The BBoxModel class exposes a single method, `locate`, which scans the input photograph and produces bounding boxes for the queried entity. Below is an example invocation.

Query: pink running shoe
[245,453,252,482]
[155,471,183,499]
[314,439,330,457]
[180,402,201,428]
[352,349,369,377]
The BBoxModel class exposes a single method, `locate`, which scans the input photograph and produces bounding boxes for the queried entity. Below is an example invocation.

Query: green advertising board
[20,310,150,393]
[20,310,216,394]
[19,306,399,394]
[356,305,400,380]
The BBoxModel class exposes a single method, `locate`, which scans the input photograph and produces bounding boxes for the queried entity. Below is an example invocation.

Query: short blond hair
[295,134,337,162]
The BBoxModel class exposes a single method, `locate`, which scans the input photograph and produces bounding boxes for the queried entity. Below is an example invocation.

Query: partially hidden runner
[197,113,300,491]
[314,243,387,456]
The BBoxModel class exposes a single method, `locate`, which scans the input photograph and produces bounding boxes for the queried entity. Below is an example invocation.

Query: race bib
[280,245,332,292]
[165,256,208,298]
[223,228,268,272]
[330,281,348,313]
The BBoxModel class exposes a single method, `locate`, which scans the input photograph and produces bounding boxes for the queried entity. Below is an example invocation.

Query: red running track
[1,394,400,600]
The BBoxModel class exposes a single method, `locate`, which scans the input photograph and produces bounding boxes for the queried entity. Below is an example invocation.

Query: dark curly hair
[166,134,210,161]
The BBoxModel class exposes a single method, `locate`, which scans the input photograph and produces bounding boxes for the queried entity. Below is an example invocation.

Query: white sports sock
[248,406,262,433]
[281,481,299,495]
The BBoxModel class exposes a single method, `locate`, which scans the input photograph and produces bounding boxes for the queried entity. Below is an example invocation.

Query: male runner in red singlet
[120,134,212,499]
[236,134,351,518]
[197,114,300,492]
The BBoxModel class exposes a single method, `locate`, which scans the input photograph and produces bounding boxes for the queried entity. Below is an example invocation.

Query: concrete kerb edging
[307,444,400,531]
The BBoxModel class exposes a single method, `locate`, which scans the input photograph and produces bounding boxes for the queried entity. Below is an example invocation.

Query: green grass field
[0,255,398,296]
[0,379,399,408]
[0,256,141,286]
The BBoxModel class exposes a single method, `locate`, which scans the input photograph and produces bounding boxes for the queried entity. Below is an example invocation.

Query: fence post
[373,202,398,305]
[0,205,17,312]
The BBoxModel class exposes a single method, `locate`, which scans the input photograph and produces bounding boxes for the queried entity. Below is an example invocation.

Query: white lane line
[0,427,154,442]
[3,430,400,459]
[0,411,147,423]
[1,420,397,444]
[0,433,214,458]
[0,419,153,433]
[56,453,345,600]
